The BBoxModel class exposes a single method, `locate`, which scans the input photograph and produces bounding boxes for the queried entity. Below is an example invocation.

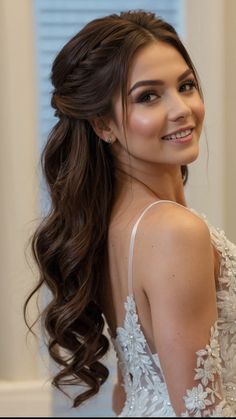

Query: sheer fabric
[111,201,236,417]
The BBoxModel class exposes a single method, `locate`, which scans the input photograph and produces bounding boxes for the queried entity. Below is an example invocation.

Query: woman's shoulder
[136,200,211,245]
[135,201,215,306]
[133,201,214,286]
[110,198,210,246]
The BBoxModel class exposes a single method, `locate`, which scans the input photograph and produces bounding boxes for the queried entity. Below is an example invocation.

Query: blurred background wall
[0,0,235,416]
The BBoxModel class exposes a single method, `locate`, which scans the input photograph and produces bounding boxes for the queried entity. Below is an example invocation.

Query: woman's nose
[166,92,192,121]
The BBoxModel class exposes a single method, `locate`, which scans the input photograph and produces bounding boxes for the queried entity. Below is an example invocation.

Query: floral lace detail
[181,324,227,416]
[115,295,175,417]
[112,211,236,417]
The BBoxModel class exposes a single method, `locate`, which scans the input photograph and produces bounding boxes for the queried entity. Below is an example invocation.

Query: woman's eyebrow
[128,68,194,95]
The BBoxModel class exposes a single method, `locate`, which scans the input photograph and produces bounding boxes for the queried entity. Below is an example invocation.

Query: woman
[25,10,236,416]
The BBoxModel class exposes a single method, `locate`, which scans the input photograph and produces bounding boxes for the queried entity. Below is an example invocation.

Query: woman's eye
[179,79,197,92]
[136,91,159,103]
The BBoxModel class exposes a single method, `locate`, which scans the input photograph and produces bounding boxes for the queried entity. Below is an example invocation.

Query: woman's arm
[137,205,233,416]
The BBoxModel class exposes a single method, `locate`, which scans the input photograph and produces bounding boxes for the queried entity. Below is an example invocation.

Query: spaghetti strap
[127,199,191,296]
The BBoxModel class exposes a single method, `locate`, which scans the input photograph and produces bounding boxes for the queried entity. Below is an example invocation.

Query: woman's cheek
[129,108,163,137]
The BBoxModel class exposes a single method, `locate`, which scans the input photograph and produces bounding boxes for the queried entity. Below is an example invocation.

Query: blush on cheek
[129,113,162,137]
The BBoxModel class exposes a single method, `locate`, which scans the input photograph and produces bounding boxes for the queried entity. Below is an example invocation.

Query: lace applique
[115,296,233,417]
[180,323,231,416]
[116,296,175,417]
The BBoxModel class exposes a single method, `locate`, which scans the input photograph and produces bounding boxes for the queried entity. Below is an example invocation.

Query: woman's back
[105,191,157,348]
[106,191,217,351]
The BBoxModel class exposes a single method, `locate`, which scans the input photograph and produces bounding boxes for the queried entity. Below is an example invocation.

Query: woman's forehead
[128,42,188,88]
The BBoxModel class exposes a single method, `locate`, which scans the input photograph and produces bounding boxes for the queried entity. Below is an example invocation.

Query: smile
[162,128,193,141]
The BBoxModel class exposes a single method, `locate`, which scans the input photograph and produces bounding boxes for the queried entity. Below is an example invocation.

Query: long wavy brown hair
[24,9,201,408]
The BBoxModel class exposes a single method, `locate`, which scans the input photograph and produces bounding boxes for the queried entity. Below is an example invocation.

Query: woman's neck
[113,167,187,207]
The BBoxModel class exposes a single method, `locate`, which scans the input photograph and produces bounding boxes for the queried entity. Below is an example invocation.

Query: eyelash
[135,79,198,104]
[179,79,198,92]
[136,90,160,103]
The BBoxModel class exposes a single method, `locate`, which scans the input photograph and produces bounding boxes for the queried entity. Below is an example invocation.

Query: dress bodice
[110,201,236,417]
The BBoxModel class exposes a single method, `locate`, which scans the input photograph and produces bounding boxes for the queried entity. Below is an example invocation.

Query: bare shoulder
[137,202,211,249]
[135,202,214,296]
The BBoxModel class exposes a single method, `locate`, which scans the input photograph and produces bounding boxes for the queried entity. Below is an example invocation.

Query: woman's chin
[181,145,200,165]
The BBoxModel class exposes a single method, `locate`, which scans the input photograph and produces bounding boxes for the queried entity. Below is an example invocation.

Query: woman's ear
[89,117,116,144]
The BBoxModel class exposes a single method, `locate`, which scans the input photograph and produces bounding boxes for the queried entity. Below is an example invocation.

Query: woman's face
[109,41,205,171]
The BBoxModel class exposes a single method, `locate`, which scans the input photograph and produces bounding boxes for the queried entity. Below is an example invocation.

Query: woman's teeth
[162,129,192,141]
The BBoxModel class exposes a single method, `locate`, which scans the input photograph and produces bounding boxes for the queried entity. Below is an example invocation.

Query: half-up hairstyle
[24,9,201,407]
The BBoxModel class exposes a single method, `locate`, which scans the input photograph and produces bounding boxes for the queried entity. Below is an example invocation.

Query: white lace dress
[111,201,236,417]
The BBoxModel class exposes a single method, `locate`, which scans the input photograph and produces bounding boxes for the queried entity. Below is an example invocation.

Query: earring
[106,134,114,144]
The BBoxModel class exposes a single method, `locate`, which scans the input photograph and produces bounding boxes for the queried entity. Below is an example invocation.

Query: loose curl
[24,10,201,408]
